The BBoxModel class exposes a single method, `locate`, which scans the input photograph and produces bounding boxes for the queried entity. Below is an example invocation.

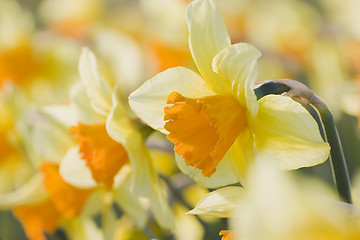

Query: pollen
[164,92,247,177]
[70,123,129,189]
[40,162,93,219]
[13,200,60,240]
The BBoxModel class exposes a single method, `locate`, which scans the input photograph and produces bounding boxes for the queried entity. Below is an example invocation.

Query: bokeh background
[1,0,360,239]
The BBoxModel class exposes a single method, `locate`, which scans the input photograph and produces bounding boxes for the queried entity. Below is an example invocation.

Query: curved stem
[255,80,352,203]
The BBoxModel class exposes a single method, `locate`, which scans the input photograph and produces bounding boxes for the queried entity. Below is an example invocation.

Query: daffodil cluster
[1,0,360,239]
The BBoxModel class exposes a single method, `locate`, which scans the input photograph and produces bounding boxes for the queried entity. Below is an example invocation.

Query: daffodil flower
[188,160,360,240]
[129,0,330,187]
[59,48,175,230]
[0,107,101,240]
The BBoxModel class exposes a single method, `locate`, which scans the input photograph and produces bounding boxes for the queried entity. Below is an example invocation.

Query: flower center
[71,123,129,189]
[164,92,247,177]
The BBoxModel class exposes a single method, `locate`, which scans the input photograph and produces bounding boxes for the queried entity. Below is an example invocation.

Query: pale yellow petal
[59,147,98,189]
[175,151,238,188]
[114,179,148,229]
[186,0,231,94]
[187,186,243,218]
[79,47,113,116]
[0,174,47,209]
[230,128,255,186]
[128,67,215,134]
[69,81,107,124]
[249,95,330,170]
[213,43,262,117]
[30,108,75,163]
[149,177,175,230]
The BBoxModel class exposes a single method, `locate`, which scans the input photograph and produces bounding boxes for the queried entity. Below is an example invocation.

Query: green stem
[254,80,352,203]
[311,100,353,204]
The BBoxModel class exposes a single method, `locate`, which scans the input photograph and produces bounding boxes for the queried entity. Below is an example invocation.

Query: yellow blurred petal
[64,218,104,240]
[70,81,107,124]
[0,174,47,209]
[186,0,231,94]
[129,67,215,134]
[175,152,238,188]
[187,186,243,218]
[59,147,98,189]
[114,179,148,229]
[149,177,175,230]
[230,128,254,186]
[212,43,261,117]
[30,108,75,163]
[250,95,330,170]
[79,47,113,116]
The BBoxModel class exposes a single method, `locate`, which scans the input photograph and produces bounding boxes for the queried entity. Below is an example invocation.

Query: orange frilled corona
[41,162,93,219]
[70,123,129,189]
[13,201,61,240]
[164,91,247,177]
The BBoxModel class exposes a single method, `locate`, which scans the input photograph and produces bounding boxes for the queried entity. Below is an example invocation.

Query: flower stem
[254,80,352,203]
[102,191,114,240]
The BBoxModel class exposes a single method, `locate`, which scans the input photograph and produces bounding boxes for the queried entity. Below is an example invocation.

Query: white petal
[187,186,244,217]
[59,147,98,189]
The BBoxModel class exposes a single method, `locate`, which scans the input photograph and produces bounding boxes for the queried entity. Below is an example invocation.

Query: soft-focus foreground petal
[129,67,215,134]
[250,95,330,170]
[0,174,47,209]
[213,43,262,117]
[231,159,360,240]
[186,0,231,94]
[175,152,238,188]
[59,147,98,189]
[79,47,113,116]
[187,186,243,218]
[65,218,104,240]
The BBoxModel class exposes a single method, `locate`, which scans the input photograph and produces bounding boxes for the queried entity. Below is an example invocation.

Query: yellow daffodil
[129,0,330,187]
[59,48,175,230]
[188,159,360,240]
[0,107,101,240]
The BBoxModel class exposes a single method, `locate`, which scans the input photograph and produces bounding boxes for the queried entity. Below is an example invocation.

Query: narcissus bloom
[129,0,330,186]
[59,48,175,230]
[188,160,360,240]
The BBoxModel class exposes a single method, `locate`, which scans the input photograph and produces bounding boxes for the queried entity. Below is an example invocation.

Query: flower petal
[113,179,148,229]
[0,174,47,209]
[249,95,330,170]
[69,81,107,124]
[175,151,238,188]
[79,47,113,116]
[30,109,75,163]
[213,43,262,117]
[230,128,255,186]
[187,186,244,218]
[129,67,215,134]
[59,147,98,189]
[186,0,231,94]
